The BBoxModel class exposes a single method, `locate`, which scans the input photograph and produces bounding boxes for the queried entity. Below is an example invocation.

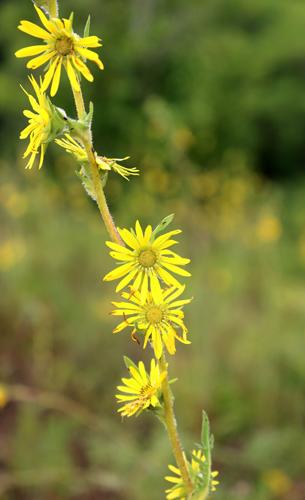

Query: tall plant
[15,1,219,497]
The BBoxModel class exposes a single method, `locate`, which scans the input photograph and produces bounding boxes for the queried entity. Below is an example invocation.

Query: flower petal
[65,58,80,91]
[15,44,47,58]
[18,20,52,39]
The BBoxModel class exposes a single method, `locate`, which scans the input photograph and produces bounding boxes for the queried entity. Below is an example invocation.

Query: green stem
[48,0,58,17]
[195,490,209,500]
[72,86,86,121]
[159,353,193,493]
[84,139,122,245]
[72,86,122,245]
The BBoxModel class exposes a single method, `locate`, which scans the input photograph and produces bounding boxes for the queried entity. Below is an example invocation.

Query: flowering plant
[14,1,219,497]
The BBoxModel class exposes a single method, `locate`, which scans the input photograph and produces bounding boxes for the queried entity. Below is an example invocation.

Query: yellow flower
[55,134,139,179]
[263,469,292,496]
[20,75,54,169]
[15,5,104,96]
[97,156,139,181]
[116,358,166,417]
[165,450,219,499]
[0,239,26,271]
[112,285,191,359]
[104,221,191,298]
[256,214,282,243]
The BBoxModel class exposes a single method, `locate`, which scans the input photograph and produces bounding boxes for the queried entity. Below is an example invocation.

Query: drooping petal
[50,58,62,96]
[42,56,60,92]
[72,56,93,82]
[76,47,104,69]
[38,143,46,169]
[162,261,191,277]
[65,57,80,91]
[27,50,56,69]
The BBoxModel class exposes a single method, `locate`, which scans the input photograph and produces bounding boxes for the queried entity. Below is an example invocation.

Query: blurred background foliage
[0,0,305,498]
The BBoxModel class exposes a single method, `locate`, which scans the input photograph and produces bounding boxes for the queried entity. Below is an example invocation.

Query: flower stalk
[159,353,193,493]
[71,84,123,245]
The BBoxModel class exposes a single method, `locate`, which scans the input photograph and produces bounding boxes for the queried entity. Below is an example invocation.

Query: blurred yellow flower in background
[112,285,191,358]
[15,5,104,96]
[116,358,166,417]
[104,221,191,299]
[0,239,26,271]
[0,185,28,218]
[256,214,282,243]
[190,172,219,200]
[143,166,171,195]
[263,469,292,496]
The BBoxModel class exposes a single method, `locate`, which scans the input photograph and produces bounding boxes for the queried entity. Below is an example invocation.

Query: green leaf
[201,411,210,454]
[169,377,178,385]
[123,356,138,371]
[84,15,91,38]
[75,167,95,201]
[87,101,94,126]
[199,411,212,495]
[152,213,175,238]
[32,1,50,15]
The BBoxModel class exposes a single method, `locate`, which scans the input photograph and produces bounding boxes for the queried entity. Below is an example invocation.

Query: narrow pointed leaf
[152,213,175,237]
[123,356,138,371]
[84,15,91,37]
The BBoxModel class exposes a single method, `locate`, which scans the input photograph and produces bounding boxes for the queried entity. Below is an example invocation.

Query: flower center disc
[146,306,163,324]
[140,384,154,400]
[138,249,157,268]
[55,37,74,56]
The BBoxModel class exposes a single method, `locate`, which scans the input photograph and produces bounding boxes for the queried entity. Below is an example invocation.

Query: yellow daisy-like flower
[165,450,219,499]
[116,358,166,417]
[20,75,54,169]
[104,221,191,298]
[55,134,139,180]
[112,285,191,359]
[15,5,104,96]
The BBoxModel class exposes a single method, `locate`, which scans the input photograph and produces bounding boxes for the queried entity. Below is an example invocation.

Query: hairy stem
[72,86,86,121]
[84,139,122,245]
[195,489,209,500]
[159,353,193,493]
[72,86,122,245]
[48,0,58,17]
